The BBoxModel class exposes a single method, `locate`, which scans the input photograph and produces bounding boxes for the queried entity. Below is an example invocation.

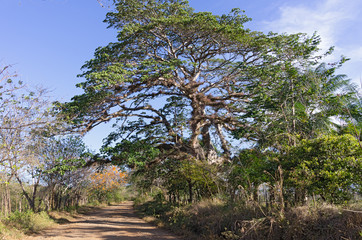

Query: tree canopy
[59,0,333,165]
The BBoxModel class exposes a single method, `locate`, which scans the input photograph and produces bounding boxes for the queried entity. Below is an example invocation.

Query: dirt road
[27,201,182,240]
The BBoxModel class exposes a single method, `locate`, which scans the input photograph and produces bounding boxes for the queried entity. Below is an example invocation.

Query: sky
[1,0,362,151]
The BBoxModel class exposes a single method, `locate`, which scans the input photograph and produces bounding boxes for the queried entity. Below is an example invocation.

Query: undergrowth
[0,220,24,240]
[5,210,54,234]
[134,197,362,240]
[0,210,55,240]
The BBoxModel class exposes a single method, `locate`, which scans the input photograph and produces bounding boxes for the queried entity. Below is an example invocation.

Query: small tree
[88,165,127,203]
[0,65,54,213]
[40,135,91,210]
[284,134,362,203]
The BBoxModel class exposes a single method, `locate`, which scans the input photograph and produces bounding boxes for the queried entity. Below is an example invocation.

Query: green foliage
[228,149,275,200]
[6,210,33,230]
[102,139,161,169]
[235,59,356,149]
[130,157,220,203]
[163,159,220,200]
[338,85,362,147]
[42,136,89,174]
[59,0,327,163]
[5,210,53,233]
[284,134,362,203]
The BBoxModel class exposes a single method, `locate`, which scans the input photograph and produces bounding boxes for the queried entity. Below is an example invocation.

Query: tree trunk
[294,187,306,205]
[277,165,285,218]
[15,174,36,212]
[4,184,11,216]
[19,196,22,212]
[187,179,193,203]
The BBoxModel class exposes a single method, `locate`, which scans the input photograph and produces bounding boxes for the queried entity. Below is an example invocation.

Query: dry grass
[0,211,55,239]
[0,221,25,240]
[0,204,106,239]
[136,198,362,240]
[4,211,55,234]
[283,204,362,240]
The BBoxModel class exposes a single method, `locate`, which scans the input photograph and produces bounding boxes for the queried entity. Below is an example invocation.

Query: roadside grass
[0,186,134,239]
[0,210,55,240]
[283,204,362,240]
[0,204,104,239]
[135,198,362,240]
[0,220,25,240]
[4,210,54,234]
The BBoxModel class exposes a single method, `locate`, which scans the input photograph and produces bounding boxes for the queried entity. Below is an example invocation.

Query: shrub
[0,220,24,240]
[6,210,54,233]
[285,134,362,203]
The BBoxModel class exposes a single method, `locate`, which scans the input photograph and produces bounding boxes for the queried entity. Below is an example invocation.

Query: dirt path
[26,201,182,240]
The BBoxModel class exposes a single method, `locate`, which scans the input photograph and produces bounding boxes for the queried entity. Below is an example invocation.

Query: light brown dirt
[26,201,182,240]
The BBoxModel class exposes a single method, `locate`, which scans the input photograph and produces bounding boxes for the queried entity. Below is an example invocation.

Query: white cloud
[343,46,362,85]
[346,47,362,62]
[263,0,362,85]
[264,0,360,53]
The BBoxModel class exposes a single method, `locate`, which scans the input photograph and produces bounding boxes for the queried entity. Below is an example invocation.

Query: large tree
[60,0,322,166]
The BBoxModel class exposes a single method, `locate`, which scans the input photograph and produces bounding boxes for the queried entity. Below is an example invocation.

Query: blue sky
[1,0,361,151]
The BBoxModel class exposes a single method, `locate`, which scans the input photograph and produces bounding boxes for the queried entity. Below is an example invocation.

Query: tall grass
[135,197,362,240]
[0,221,25,240]
[5,210,54,233]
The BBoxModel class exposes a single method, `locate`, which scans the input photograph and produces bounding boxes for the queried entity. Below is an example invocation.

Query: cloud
[346,47,362,62]
[263,0,362,85]
[264,0,361,53]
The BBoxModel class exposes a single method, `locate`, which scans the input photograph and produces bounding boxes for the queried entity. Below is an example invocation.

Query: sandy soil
[26,201,182,240]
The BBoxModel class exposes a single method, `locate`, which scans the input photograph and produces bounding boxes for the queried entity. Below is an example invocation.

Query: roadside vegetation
[0,174,129,239]
[1,0,362,239]
[134,192,361,239]
[0,69,129,237]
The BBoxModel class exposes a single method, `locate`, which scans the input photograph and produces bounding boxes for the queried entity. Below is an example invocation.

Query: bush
[5,210,54,233]
[6,210,33,230]
[285,134,362,203]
